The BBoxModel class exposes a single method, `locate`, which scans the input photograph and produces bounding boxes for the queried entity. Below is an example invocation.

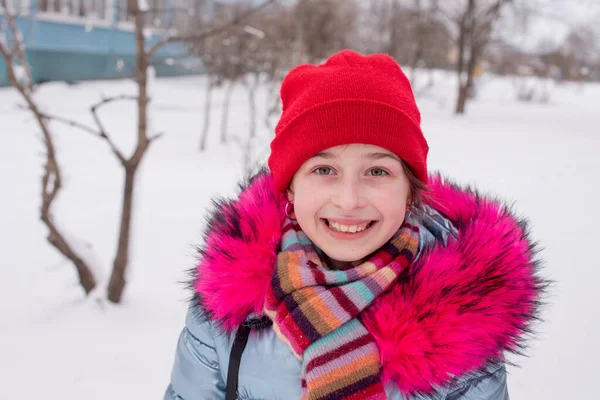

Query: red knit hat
[268,49,429,192]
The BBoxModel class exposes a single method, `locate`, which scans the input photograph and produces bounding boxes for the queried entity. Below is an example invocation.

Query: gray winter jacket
[164,172,545,399]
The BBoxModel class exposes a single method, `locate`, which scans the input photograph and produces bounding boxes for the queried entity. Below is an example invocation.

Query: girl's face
[288,144,411,267]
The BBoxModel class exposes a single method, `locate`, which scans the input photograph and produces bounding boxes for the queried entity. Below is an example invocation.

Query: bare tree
[0,0,97,294]
[103,1,159,303]
[293,0,359,63]
[234,4,299,170]
[561,26,598,81]
[199,74,217,151]
[1,0,276,303]
[193,27,246,146]
[260,5,298,130]
[438,0,513,114]
[406,0,452,85]
[359,0,451,94]
[105,0,277,302]
[190,0,288,149]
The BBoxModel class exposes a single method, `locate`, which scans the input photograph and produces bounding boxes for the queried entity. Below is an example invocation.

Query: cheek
[372,186,409,216]
[369,184,409,210]
[292,188,325,223]
[379,203,407,223]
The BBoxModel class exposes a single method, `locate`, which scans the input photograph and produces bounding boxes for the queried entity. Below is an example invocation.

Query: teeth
[327,220,371,233]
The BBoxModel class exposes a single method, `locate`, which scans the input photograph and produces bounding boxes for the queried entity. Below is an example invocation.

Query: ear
[287,187,294,203]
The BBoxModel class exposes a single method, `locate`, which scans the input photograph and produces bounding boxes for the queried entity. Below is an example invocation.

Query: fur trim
[361,174,546,395]
[193,170,286,331]
[191,170,547,397]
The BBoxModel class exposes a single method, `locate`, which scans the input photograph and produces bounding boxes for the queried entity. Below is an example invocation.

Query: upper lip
[323,218,375,225]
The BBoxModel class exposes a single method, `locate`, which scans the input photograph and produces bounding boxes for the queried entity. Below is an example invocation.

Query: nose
[332,177,365,211]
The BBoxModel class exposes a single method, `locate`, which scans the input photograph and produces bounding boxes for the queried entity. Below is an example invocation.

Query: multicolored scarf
[264,216,420,400]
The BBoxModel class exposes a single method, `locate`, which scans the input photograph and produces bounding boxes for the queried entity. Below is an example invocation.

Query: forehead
[311,144,400,161]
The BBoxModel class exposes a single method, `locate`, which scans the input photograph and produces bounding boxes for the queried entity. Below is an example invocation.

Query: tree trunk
[0,2,98,296]
[220,80,235,144]
[41,161,97,294]
[410,36,425,87]
[199,77,214,151]
[248,76,258,141]
[409,0,424,86]
[387,0,400,58]
[45,224,97,294]
[264,70,284,130]
[454,0,474,115]
[455,85,469,114]
[107,166,138,303]
[107,4,149,303]
[42,157,97,294]
[243,75,260,172]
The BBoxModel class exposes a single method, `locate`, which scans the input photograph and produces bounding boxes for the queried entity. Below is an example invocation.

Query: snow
[138,0,150,12]
[143,27,153,40]
[12,62,27,84]
[244,25,266,39]
[501,0,600,52]
[1,71,599,399]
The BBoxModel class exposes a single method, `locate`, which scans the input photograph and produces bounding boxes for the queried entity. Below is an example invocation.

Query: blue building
[0,0,208,86]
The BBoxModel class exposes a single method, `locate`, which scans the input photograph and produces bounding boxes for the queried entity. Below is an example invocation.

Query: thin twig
[90,113,126,164]
[17,105,128,164]
[90,95,137,164]
[94,94,139,109]
[149,132,164,142]
[38,110,102,137]
[147,0,275,58]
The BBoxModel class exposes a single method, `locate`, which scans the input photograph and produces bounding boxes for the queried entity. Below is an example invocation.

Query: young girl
[164,50,546,400]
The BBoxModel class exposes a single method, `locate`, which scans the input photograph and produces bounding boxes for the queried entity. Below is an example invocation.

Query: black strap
[225,324,251,400]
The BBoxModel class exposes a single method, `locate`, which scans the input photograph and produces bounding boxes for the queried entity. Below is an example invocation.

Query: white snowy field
[0,71,598,399]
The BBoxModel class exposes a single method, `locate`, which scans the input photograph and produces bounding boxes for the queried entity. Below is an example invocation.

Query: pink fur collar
[192,170,546,396]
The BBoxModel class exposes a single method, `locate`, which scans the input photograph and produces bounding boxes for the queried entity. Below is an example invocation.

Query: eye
[313,167,334,175]
[368,168,389,176]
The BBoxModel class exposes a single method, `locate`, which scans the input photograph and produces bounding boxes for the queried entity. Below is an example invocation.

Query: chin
[319,244,375,263]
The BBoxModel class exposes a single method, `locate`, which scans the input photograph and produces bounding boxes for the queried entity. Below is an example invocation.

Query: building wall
[0,0,203,86]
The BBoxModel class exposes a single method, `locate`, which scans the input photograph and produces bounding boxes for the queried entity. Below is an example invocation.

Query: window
[2,0,31,15]
[118,0,134,23]
[117,0,171,30]
[88,0,106,19]
[38,0,108,20]
[146,0,167,29]
[171,0,204,32]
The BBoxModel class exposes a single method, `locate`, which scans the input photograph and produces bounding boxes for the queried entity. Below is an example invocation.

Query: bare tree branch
[34,110,102,136]
[94,94,139,108]
[0,0,33,91]
[20,95,135,165]
[0,0,96,294]
[90,95,138,164]
[147,0,276,58]
[149,131,164,142]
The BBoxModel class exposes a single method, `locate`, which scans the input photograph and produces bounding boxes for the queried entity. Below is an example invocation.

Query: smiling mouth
[323,219,377,233]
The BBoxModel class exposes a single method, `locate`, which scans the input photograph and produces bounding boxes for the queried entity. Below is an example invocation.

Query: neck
[326,257,348,270]
[323,254,368,270]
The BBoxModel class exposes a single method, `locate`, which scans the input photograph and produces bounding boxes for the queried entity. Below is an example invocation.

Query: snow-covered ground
[0,71,598,399]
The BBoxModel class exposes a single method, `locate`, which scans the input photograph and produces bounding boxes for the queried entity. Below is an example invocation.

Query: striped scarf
[264,216,420,400]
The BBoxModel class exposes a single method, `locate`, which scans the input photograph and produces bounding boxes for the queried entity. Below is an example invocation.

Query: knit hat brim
[269,99,429,192]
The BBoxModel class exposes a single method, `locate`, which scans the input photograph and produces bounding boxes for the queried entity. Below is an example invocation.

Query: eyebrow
[366,152,401,161]
[311,151,400,162]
